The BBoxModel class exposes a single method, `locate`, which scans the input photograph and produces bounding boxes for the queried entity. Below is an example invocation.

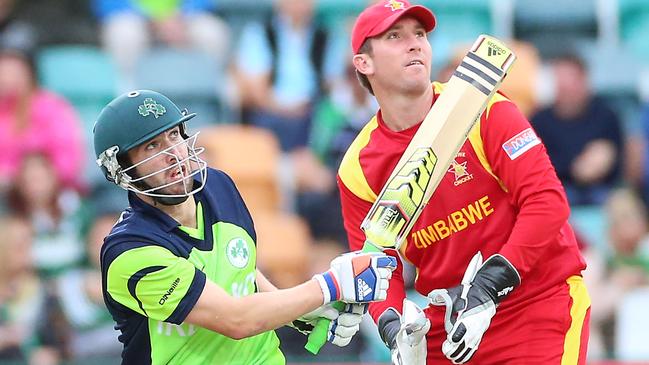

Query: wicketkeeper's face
[366,17,432,94]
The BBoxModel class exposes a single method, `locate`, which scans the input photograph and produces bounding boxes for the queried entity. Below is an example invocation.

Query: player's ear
[353,54,373,76]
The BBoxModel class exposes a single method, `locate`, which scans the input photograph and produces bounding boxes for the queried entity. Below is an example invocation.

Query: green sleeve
[107,245,206,323]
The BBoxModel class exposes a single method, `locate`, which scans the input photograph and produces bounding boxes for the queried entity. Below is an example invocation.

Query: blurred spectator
[0,32,86,193]
[311,61,378,169]
[531,53,623,206]
[607,189,649,273]
[56,211,121,360]
[234,0,347,244]
[629,104,649,208]
[7,153,84,279]
[584,188,649,359]
[234,0,344,152]
[0,214,64,364]
[92,0,230,89]
[299,60,378,244]
[0,0,35,52]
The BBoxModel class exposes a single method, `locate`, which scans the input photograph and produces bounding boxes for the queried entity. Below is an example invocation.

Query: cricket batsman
[93,90,397,364]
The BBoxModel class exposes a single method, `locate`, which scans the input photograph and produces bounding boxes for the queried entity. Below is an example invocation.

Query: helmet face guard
[94,90,208,204]
[97,130,207,199]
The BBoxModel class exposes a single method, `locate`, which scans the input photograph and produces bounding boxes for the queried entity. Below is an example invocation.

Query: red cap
[351,0,436,54]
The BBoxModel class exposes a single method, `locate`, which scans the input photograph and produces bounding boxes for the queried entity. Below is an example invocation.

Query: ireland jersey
[101,168,284,364]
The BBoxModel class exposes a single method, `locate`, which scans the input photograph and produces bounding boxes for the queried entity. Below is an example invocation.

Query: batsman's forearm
[256,269,279,292]
[227,280,323,339]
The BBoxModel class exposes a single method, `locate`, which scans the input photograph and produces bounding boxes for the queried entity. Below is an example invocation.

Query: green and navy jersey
[101,168,284,365]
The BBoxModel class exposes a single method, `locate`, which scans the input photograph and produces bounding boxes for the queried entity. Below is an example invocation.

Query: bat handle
[304,301,346,354]
[304,242,385,354]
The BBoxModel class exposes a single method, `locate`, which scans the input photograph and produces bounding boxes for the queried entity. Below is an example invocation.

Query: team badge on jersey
[226,238,250,268]
[502,128,540,160]
[447,152,474,186]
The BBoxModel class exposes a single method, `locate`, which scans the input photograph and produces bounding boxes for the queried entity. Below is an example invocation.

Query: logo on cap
[385,0,405,11]
[138,98,167,119]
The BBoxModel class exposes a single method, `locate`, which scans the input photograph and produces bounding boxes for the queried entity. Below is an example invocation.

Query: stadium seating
[215,0,273,33]
[254,211,311,288]
[315,0,365,29]
[37,45,118,184]
[514,0,598,58]
[575,40,643,130]
[618,0,649,62]
[133,48,229,127]
[37,45,117,123]
[422,0,494,69]
[198,124,283,215]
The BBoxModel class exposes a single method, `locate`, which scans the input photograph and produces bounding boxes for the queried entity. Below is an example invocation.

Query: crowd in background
[1,0,649,364]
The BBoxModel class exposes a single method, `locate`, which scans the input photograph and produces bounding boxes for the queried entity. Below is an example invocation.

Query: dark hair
[355,39,374,95]
[0,21,37,76]
[7,153,62,223]
[553,52,587,73]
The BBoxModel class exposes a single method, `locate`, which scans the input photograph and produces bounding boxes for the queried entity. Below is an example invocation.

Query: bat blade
[361,34,516,251]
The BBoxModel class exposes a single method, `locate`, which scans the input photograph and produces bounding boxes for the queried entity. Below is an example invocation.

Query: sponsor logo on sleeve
[502,128,540,160]
[159,277,181,305]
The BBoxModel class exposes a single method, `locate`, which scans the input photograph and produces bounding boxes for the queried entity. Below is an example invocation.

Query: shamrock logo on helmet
[138,98,167,118]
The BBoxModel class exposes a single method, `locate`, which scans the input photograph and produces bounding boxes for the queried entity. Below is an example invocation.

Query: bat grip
[304,301,346,354]
[304,242,383,354]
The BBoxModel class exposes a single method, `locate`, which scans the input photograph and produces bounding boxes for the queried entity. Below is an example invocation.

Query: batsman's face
[363,17,432,95]
[128,126,194,195]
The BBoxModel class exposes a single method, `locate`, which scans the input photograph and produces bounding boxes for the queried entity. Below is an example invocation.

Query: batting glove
[428,252,521,364]
[378,299,430,365]
[289,303,367,347]
[313,251,397,304]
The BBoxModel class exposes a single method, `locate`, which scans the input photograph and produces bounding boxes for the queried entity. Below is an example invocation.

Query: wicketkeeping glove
[289,303,367,347]
[378,299,430,365]
[428,252,521,364]
[313,251,397,304]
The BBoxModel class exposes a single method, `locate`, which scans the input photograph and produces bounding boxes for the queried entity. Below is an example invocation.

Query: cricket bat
[305,34,517,354]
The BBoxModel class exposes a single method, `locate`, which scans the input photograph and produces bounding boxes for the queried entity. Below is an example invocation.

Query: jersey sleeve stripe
[338,117,380,203]
[466,95,510,193]
[128,266,165,316]
[108,245,197,320]
[561,275,591,365]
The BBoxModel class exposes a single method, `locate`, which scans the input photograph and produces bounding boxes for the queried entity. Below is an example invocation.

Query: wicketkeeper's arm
[429,252,521,364]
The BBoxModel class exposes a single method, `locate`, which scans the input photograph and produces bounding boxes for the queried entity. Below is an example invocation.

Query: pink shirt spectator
[0,89,85,190]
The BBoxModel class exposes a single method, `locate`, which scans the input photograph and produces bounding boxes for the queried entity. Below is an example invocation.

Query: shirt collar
[127,192,186,232]
[375,83,438,141]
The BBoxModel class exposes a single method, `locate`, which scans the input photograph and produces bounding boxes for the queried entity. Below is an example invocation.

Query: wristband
[313,271,339,304]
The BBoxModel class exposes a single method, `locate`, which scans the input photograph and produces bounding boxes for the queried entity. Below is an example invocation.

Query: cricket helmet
[93,90,207,204]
